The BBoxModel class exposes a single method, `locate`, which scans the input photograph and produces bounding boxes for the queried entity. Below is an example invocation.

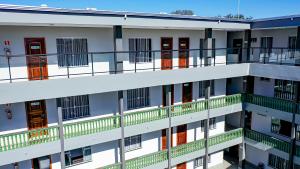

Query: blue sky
[0,0,299,19]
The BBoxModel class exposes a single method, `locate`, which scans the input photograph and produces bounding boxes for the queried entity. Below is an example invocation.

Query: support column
[118,91,125,169]
[204,28,213,66]
[289,81,300,169]
[243,30,251,62]
[203,80,211,169]
[113,25,124,73]
[57,107,65,169]
[296,26,300,49]
[166,86,172,169]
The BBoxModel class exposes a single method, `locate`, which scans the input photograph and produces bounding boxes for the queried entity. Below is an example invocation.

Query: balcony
[245,129,291,154]
[101,128,243,169]
[0,94,242,165]
[0,48,299,84]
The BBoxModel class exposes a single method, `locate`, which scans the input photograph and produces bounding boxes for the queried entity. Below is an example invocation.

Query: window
[57,95,90,120]
[195,155,211,167]
[274,79,296,100]
[65,147,92,166]
[199,80,214,98]
[209,117,217,130]
[125,135,142,152]
[260,77,270,82]
[271,117,292,137]
[200,118,216,131]
[260,37,273,55]
[288,36,297,58]
[296,125,300,140]
[268,153,289,169]
[251,38,257,43]
[33,156,51,169]
[127,88,150,110]
[129,38,152,63]
[56,38,88,67]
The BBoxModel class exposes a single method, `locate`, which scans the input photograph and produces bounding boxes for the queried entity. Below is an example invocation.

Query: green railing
[243,94,296,113]
[102,128,243,169]
[64,116,120,139]
[0,94,242,153]
[244,129,291,153]
[0,126,59,152]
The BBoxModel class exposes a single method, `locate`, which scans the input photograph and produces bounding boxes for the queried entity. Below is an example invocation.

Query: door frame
[32,155,52,169]
[182,82,193,103]
[178,37,190,68]
[161,37,173,70]
[24,37,48,80]
[26,100,48,130]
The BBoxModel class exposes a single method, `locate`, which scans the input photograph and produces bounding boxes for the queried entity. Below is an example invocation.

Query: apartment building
[0,4,299,169]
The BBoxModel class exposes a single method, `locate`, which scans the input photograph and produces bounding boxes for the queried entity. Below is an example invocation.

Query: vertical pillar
[118,91,125,169]
[203,80,211,169]
[204,28,213,66]
[289,81,299,169]
[243,30,251,62]
[113,25,124,73]
[57,107,65,169]
[166,86,172,169]
[296,26,300,49]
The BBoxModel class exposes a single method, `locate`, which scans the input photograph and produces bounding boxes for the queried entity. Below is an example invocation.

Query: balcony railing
[2,93,300,153]
[243,93,297,113]
[102,128,243,169]
[245,129,291,153]
[0,94,241,152]
[0,47,299,83]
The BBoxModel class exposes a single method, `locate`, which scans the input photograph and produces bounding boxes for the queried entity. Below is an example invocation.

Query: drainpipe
[57,107,65,169]
[118,91,125,169]
[203,80,211,169]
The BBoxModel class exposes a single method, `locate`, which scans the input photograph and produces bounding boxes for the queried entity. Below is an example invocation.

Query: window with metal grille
[125,135,142,152]
[57,95,90,121]
[268,153,289,169]
[65,146,91,166]
[127,88,150,110]
[274,79,296,100]
[194,155,211,167]
[56,38,88,67]
[129,38,152,63]
[199,80,215,98]
[200,118,216,131]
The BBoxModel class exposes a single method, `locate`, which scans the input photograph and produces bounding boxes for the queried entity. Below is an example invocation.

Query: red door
[25,38,48,80]
[26,100,48,130]
[162,128,173,150]
[161,38,173,70]
[179,38,189,68]
[177,124,187,169]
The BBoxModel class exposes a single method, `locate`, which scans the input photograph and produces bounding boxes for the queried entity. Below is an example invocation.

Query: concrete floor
[209,155,256,169]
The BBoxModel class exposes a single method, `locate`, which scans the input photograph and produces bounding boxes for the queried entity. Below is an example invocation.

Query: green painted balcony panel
[0,94,241,153]
[102,128,243,169]
[245,129,291,153]
[0,126,59,152]
[243,94,296,113]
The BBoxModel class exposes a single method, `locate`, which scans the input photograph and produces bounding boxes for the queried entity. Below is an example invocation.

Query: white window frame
[127,88,150,110]
[65,146,92,167]
[125,135,142,152]
[129,38,152,63]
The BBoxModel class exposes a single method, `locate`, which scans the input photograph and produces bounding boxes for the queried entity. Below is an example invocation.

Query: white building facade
[0,4,299,169]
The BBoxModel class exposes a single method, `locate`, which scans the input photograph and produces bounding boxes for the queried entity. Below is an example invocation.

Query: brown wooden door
[26,100,48,130]
[176,124,187,169]
[162,128,173,150]
[25,38,48,80]
[161,37,173,70]
[182,83,193,103]
[162,85,174,107]
[177,163,187,169]
[179,38,189,68]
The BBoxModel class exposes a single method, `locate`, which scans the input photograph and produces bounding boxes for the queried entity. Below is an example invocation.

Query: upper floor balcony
[0,47,299,84]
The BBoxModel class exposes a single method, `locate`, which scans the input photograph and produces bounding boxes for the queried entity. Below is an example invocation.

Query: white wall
[0,26,114,82]
[253,77,275,97]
